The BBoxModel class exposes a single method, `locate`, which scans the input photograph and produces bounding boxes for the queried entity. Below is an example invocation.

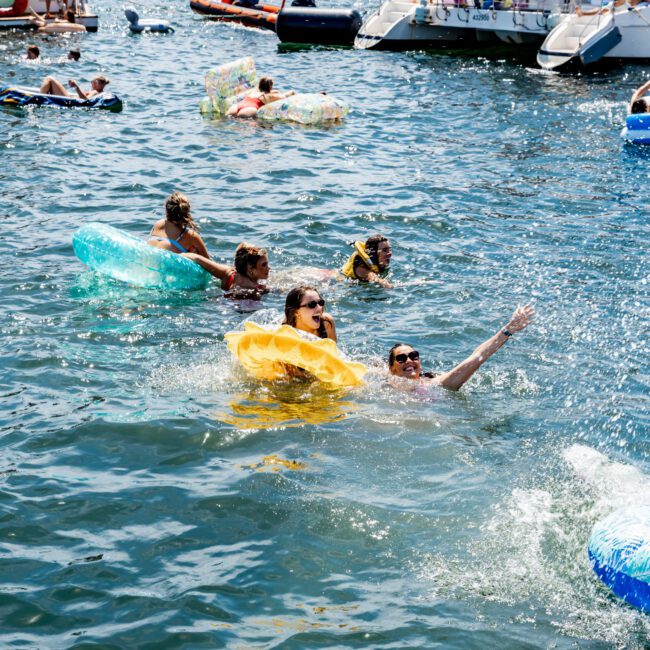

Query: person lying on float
[340,235,393,288]
[39,74,109,99]
[388,304,534,390]
[184,243,270,299]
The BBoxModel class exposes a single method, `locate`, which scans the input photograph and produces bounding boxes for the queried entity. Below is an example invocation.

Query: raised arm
[630,80,650,112]
[68,79,87,99]
[434,304,535,391]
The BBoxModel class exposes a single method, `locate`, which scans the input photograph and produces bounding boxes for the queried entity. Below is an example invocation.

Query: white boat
[538,2,650,69]
[355,0,569,50]
[0,0,98,32]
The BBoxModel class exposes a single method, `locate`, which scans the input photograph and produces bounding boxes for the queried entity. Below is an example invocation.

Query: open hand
[506,304,535,333]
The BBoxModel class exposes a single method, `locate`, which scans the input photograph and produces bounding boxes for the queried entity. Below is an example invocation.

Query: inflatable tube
[257,92,348,124]
[73,223,211,290]
[621,113,650,145]
[38,21,86,33]
[0,0,28,17]
[588,506,650,612]
[276,7,362,45]
[0,83,122,112]
[125,8,174,33]
[189,0,277,30]
[225,322,367,387]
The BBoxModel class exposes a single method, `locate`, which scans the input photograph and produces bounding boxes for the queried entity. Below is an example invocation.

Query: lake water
[1,1,649,647]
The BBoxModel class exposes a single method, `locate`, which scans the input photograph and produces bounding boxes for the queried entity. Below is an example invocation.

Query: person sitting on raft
[629,79,650,114]
[283,286,337,342]
[341,235,393,288]
[184,243,270,298]
[388,304,534,390]
[29,7,86,33]
[226,77,296,119]
[148,191,210,257]
[39,74,109,99]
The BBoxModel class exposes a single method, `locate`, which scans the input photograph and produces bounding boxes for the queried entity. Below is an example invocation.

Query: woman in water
[340,235,392,288]
[148,191,210,257]
[39,74,108,99]
[629,79,650,114]
[226,76,296,118]
[388,304,534,390]
[184,243,270,298]
[283,286,337,342]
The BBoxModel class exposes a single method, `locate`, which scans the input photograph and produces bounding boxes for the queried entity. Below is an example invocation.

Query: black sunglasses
[300,299,325,309]
[395,351,419,363]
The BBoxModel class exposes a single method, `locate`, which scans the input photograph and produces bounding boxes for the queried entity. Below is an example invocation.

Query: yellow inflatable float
[225,322,366,388]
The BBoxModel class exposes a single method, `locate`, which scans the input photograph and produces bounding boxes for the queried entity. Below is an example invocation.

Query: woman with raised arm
[388,304,534,390]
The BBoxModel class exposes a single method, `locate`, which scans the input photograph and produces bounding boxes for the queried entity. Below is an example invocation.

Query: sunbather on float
[226,76,296,118]
[40,74,109,99]
[388,304,534,390]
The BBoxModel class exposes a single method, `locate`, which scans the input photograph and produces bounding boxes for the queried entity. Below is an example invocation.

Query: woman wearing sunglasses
[388,304,534,390]
[283,286,337,342]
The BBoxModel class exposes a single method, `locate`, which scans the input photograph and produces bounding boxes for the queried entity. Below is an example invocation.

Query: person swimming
[148,192,210,257]
[340,235,392,288]
[184,243,270,298]
[283,286,337,341]
[226,76,296,119]
[388,304,534,390]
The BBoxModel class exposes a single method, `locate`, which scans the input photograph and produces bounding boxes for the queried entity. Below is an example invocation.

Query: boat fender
[588,506,650,612]
[276,7,363,46]
[125,8,174,33]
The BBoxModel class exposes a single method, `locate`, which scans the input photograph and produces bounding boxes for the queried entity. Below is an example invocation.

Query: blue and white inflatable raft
[125,8,174,34]
[588,506,650,612]
[0,83,122,112]
[621,113,650,145]
[73,223,210,290]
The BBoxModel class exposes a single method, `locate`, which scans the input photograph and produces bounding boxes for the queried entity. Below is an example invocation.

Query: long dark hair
[284,286,326,338]
[234,242,266,280]
[164,191,199,231]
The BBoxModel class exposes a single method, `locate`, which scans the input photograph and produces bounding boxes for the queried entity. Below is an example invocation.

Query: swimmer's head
[68,49,80,61]
[164,191,199,231]
[388,343,421,380]
[365,235,391,271]
[27,44,40,60]
[234,242,269,281]
[258,77,273,93]
[631,98,650,114]
[284,286,325,332]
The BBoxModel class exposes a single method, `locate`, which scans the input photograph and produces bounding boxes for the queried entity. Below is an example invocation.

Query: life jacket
[340,241,383,280]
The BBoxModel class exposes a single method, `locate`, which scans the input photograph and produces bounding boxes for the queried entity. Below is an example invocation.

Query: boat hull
[189,0,278,30]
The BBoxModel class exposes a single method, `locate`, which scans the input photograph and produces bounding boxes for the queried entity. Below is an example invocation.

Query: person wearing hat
[39,74,110,99]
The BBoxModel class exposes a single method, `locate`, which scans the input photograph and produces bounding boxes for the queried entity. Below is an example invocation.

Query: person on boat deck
[148,191,210,257]
[26,45,40,60]
[40,74,108,99]
[629,79,650,114]
[340,235,393,288]
[29,7,86,32]
[45,0,68,18]
[184,243,270,297]
[283,286,337,342]
[388,304,534,390]
[226,77,296,118]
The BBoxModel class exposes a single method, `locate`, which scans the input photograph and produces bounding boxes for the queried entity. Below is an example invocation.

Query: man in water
[629,79,650,114]
[26,45,40,60]
[388,304,534,390]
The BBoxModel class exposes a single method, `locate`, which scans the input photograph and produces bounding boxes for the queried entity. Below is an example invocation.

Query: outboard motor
[276,7,362,46]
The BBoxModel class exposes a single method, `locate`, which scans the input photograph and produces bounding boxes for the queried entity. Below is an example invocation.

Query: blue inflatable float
[621,113,650,145]
[125,8,174,33]
[73,223,210,290]
[588,506,650,612]
[0,83,122,112]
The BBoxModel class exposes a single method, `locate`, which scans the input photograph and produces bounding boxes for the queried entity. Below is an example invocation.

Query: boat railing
[418,0,573,13]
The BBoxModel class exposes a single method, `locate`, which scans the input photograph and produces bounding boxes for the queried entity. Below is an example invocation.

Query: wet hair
[364,234,390,269]
[164,191,199,231]
[284,286,326,337]
[258,77,273,93]
[234,242,267,279]
[93,75,109,87]
[27,44,40,58]
[66,10,76,22]
[68,49,80,61]
[631,98,649,114]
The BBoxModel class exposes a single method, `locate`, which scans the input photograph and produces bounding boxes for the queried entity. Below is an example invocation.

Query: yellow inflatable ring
[225,322,366,388]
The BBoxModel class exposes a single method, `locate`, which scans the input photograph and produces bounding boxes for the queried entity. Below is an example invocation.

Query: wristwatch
[502,329,513,338]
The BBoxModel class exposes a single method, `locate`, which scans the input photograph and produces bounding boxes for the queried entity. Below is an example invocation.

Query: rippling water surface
[2,1,649,647]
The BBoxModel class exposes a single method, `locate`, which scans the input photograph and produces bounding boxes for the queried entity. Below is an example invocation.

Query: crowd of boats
[2,0,650,70]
